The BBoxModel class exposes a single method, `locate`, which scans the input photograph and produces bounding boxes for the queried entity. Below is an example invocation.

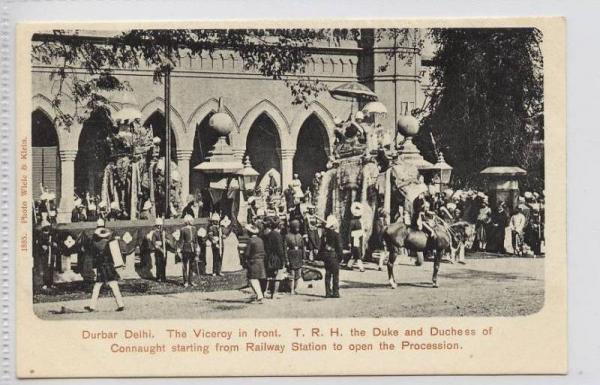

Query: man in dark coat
[84,219,125,312]
[207,213,223,276]
[264,219,286,299]
[320,215,343,298]
[180,215,198,287]
[285,219,305,295]
[151,217,167,282]
[36,220,57,290]
[243,224,266,303]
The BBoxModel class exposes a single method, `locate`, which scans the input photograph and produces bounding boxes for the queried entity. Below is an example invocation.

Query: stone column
[280,148,295,188]
[57,149,77,223]
[176,149,193,200]
[232,148,245,163]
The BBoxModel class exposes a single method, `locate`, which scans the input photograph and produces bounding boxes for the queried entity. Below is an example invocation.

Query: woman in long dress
[220,216,242,272]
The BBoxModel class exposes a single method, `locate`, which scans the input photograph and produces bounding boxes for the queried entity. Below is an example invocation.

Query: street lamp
[238,156,259,192]
[429,151,453,193]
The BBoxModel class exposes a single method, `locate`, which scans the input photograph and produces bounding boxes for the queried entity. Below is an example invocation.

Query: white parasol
[362,101,388,116]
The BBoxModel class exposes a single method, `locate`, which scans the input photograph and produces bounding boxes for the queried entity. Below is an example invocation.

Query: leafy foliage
[32,28,417,128]
[415,28,544,190]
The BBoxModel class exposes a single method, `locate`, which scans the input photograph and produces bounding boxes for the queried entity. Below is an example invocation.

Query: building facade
[31,29,426,222]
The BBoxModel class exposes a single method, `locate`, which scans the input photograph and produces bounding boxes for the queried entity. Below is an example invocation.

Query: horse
[447,221,476,263]
[382,219,456,288]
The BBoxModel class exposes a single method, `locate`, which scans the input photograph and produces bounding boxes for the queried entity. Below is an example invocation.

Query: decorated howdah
[102,110,183,220]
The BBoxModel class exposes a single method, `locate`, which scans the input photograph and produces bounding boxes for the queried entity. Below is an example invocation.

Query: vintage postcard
[15,17,566,377]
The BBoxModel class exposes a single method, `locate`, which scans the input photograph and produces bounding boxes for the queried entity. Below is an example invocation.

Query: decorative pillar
[176,149,193,199]
[280,148,295,188]
[57,149,77,223]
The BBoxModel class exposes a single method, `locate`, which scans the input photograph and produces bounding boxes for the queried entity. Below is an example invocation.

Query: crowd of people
[409,187,545,257]
[32,171,545,310]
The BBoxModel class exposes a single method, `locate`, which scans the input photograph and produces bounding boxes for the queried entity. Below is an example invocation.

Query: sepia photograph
[28,26,546,321]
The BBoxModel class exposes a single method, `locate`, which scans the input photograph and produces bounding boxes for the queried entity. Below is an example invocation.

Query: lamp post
[164,65,172,218]
[238,156,259,193]
[430,151,453,194]
[236,156,259,226]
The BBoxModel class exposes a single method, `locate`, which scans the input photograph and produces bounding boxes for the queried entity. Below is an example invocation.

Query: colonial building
[31,29,427,221]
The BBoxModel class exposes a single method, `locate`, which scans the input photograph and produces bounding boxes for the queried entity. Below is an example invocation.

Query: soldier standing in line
[180,215,198,287]
[207,213,222,276]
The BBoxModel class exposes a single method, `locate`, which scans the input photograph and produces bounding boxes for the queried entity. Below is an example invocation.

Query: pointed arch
[32,94,56,121]
[290,100,336,152]
[237,99,292,150]
[141,97,187,150]
[32,93,73,150]
[31,107,61,201]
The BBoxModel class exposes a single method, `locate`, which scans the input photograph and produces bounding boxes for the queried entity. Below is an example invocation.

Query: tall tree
[416,28,544,190]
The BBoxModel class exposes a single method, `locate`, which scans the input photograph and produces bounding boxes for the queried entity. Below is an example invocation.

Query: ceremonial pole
[393,33,399,144]
[164,66,172,218]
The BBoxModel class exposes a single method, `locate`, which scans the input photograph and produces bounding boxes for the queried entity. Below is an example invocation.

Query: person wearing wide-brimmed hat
[84,219,125,312]
[243,224,266,303]
[345,202,366,272]
[319,215,343,298]
[180,215,198,287]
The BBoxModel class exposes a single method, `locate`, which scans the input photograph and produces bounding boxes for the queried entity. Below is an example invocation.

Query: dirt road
[34,257,544,319]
